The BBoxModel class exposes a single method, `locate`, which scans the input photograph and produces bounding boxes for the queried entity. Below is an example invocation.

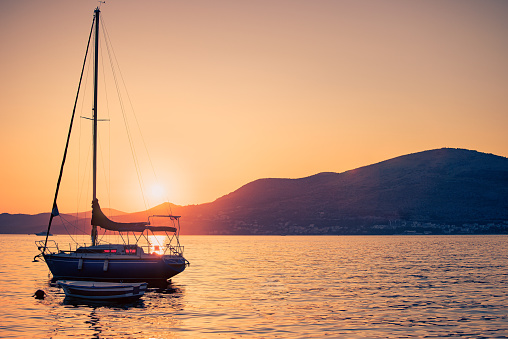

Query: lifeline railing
[35,239,59,254]
[34,239,184,256]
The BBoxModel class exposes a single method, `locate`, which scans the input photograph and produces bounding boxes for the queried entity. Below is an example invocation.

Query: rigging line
[101,17,167,214]
[101,17,149,211]
[76,42,94,225]
[66,209,87,237]
[119,231,127,245]
[76,106,82,237]
[98,135,111,209]
[98,228,109,245]
[77,131,93,227]
[99,34,112,211]
[43,17,95,251]
[58,215,85,246]
[120,65,173,214]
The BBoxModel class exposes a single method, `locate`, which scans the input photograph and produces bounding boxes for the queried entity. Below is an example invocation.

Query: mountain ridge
[2,148,507,234]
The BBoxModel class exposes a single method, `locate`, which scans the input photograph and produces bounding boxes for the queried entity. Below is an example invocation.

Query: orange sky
[1,0,507,214]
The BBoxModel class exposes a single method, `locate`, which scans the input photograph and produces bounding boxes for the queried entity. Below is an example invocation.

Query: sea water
[0,234,507,338]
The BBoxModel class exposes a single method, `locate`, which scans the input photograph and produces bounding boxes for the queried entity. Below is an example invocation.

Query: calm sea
[0,234,507,338]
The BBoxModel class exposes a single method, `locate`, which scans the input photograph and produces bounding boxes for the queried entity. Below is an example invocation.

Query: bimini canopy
[91,199,176,233]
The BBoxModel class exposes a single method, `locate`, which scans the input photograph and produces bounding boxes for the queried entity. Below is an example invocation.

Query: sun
[149,183,166,203]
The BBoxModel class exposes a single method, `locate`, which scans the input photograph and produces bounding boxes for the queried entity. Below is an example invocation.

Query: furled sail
[92,199,148,232]
[91,199,176,233]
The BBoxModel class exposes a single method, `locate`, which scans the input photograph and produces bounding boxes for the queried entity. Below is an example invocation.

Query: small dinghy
[58,280,147,301]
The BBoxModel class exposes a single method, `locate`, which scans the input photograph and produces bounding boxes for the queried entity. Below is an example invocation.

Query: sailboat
[34,7,188,285]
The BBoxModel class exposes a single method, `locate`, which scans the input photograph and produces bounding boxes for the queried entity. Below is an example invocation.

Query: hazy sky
[1,0,507,214]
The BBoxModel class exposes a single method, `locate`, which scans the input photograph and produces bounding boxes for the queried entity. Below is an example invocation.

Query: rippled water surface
[1,235,507,338]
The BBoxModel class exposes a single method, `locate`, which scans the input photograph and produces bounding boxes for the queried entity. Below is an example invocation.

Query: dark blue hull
[44,253,186,284]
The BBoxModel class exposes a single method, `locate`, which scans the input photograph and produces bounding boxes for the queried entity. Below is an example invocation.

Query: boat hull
[58,280,147,301]
[44,253,186,284]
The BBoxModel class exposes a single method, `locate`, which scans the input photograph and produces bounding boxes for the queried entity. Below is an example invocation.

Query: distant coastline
[2,148,507,235]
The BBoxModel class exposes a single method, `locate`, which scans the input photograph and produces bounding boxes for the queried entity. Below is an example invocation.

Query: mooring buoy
[33,290,45,299]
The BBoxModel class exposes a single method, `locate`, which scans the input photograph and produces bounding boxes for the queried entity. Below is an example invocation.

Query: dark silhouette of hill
[2,148,507,234]
[179,148,508,234]
[0,213,77,234]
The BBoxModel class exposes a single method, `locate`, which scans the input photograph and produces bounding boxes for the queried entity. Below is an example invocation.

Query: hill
[0,213,78,234]
[180,148,508,234]
[2,148,507,235]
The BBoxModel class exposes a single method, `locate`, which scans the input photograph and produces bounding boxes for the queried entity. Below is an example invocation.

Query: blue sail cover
[91,199,177,233]
[92,199,148,232]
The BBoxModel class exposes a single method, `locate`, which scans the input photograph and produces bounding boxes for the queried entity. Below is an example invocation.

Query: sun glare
[148,235,167,255]
[149,183,166,203]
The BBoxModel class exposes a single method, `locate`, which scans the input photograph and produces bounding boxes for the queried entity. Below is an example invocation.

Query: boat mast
[91,7,100,246]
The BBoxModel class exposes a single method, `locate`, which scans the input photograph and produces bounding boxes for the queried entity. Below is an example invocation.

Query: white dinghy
[58,280,147,301]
